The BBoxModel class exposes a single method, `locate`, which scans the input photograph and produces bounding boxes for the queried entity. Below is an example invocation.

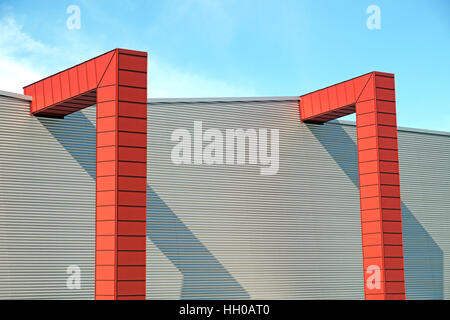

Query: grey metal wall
[146,99,450,300]
[0,94,449,299]
[146,99,364,300]
[0,94,96,299]
[397,128,450,299]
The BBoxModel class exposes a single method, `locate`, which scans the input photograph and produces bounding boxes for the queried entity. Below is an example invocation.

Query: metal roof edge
[1,90,447,137]
[332,120,450,137]
[0,90,32,101]
[148,96,300,103]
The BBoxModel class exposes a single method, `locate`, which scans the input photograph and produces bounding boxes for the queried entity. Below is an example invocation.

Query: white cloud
[0,16,50,93]
[0,14,254,98]
[0,57,42,93]
[148,56,255,98]
[0,16,52,55]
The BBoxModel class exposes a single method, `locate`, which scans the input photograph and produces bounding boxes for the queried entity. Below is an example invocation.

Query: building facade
[0,91,449,299]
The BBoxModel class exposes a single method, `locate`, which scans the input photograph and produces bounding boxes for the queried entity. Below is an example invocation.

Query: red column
[23,48,148,300]
[299,72,406,299]
[95,49,147,300]
[356,73,405,299]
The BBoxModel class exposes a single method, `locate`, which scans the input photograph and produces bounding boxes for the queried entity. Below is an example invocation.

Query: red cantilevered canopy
[24,48,146,118]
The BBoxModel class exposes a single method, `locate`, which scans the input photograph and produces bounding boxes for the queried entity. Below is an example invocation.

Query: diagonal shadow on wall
[306,121,444,300]
[38,110,250,299]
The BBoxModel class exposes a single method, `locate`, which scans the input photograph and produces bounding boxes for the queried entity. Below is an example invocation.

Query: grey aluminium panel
[0,96,96,299]
[146,100,450,300]
[146,100,364,299]
[0,95,448,300]
[396,130,450,300]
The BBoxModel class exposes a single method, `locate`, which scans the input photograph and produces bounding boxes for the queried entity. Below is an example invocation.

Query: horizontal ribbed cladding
[332,121,450,300]
[146,98,366,299]
[396,130,450,300]
[146,98,450,300]
[1,92,449,300]
[0,95,96,299]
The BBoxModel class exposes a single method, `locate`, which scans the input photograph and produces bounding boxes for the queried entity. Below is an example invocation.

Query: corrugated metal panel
[146,100,364,299]
[0,95,96,299]
[0,95,449,300]
[146,100,450,300]
[396,130,450,300]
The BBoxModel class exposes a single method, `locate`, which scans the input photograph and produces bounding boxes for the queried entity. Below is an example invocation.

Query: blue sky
[0,0,449,131]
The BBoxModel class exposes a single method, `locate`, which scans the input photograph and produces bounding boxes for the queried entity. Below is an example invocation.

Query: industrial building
[0,49,448,299]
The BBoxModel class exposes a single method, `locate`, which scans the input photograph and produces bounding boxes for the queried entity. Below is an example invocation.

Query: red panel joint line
[24,48,148,300]
[299,71,406,300]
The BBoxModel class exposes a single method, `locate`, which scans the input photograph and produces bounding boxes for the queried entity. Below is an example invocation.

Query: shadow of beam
[306,121,444,300]
[38,110,250,299]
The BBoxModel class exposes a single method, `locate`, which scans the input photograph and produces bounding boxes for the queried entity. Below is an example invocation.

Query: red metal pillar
[299,72,406,299]
[95,49,147,300]
[356,73,405,299]
[24,48,148,300]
